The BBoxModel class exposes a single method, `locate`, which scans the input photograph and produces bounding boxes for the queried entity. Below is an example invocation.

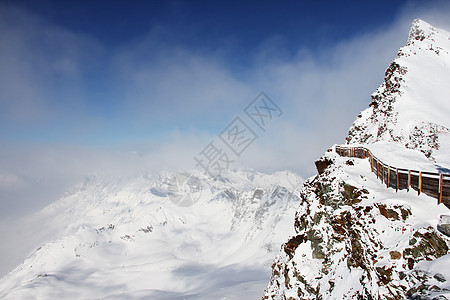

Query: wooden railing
[335,145,450,209]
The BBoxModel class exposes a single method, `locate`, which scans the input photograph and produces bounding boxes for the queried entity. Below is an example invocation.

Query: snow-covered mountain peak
[407,18,439,44]
[346,19,450,165]
[0,168,303,299]
[264,19,450,299]
[403,18,450,60]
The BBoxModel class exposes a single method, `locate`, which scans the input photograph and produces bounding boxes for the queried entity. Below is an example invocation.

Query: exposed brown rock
[403,228,448,269]
[284,234,306,259]
[347,237,366,269]
[377,204,400,220]
[376,265,393,285]
[345,159,354,166]
[341,183,369,205]
[390,251,402,260]
[315,157,334,175]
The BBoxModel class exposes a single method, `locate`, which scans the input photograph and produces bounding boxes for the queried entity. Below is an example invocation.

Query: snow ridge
[264,19,450,299]
[0,169,303,299]
[347,19,450,163]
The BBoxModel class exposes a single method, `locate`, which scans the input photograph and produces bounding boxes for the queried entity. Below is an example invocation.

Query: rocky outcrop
[265,18,450,300]
[346,19,450,162]
[438,215,450,237]
[315,156,334,175]
[264,151,450,299]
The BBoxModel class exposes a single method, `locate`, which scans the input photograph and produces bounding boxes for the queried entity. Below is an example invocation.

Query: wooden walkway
[335,145,450,209]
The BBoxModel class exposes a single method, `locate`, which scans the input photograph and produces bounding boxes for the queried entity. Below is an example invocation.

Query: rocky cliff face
[346,19,450,162]
[265,153,449,299]
[264,19,450,300]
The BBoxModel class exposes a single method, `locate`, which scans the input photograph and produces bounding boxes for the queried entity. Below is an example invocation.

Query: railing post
[396,168,399,192]
[419,171,422,195]
[439,174,443,205]
[382,164,385,184]
[377,160,379,179]
[408,170,411,192]
[387,166,390,188]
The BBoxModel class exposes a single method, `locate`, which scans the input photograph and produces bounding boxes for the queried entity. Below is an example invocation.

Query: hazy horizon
[1,0,450,219]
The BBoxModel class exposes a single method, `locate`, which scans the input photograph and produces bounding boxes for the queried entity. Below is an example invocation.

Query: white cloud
[0,173,25,190]
[1,2,450,220]
[0,4,101,123]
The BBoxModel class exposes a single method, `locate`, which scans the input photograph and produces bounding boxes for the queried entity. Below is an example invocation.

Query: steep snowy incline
[264,19,450,299]
[0,169,302,299]
[265,150,450,299]
[347,19,450,167]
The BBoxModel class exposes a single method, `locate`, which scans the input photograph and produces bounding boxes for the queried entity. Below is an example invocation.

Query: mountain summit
[264,19,450,299]
[347,19,450,164]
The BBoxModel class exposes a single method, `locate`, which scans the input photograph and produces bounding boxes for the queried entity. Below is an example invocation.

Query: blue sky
[0,0,425,145]
[0,0,444,143]
[4,1,404,51]
[1,0,450,217]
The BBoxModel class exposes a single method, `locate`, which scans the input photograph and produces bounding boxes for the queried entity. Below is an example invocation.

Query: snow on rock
[346,19,450,167]
[0,168,303,299]
[264,19,450,299]
[265,151,449,299]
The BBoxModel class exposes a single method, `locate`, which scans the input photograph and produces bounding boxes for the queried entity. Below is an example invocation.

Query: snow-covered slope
[0,169,302,299]
[265,151,450,299]
[264,19,450,299]
[347,19,450,167]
